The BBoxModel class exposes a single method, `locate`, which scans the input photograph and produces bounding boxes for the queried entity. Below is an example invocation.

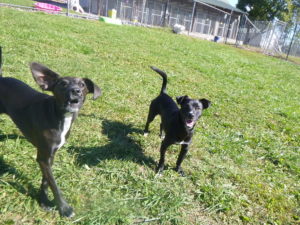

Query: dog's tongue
[186,120,194,128]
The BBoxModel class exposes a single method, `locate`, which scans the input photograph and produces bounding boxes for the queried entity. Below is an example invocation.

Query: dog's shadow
[0,139,39,201]
[68,119,156,168]
[0,134,25,142]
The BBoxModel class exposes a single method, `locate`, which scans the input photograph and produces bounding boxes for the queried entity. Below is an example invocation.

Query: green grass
[0,0,76,14]
[288,55,300,65]
[0,6,299,225]
[0,0,34,7]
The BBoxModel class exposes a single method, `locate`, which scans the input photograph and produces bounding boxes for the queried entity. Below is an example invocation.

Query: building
[80,0,245,42]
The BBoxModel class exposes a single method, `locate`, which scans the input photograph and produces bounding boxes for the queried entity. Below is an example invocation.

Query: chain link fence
[235,15,300,61]
[283,22,300,60]
[1,0,299,62]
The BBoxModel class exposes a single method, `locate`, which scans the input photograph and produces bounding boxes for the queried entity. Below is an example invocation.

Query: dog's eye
[194,104,201,110]
[79,82,85,88]
[59,81,68,87]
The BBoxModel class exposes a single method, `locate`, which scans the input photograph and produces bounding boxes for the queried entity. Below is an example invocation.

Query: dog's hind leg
[144,102,158,136]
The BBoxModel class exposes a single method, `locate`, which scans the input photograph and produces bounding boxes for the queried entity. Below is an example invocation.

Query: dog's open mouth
[66,99,80,110]
[69,99,79,105]
[65,98,80,112]
[186,119,195,128]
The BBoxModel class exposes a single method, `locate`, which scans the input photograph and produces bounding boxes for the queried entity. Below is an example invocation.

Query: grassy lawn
[0,0,37,7]
[0,6,299,225]
[288,55,300,65]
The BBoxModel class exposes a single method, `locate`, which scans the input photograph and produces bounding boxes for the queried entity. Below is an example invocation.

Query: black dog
[0,48,101,217]
[144,67,210,176]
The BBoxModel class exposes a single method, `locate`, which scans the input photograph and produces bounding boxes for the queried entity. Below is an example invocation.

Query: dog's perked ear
[83,78,101,100]
[176,95,189,105]
[199,98,211,109]
[30,62,60,91]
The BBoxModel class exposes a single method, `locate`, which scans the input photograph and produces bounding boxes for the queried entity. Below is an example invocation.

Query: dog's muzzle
[185,119,195,128]
[64,88,84,112]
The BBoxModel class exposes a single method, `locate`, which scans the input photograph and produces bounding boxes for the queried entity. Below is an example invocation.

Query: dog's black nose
[71,88,81,95]
[188,112,195,118]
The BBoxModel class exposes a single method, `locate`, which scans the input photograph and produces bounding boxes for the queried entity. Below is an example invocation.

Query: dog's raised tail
[150,66,167,94]
[0,46,2,77]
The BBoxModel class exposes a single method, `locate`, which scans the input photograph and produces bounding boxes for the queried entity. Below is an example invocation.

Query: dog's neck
[38,96,78,127]
[50,98,78,150]
[52,97,79,121]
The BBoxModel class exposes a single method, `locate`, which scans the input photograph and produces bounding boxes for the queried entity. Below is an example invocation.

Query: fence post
[264,21,276,54]
[225,10,233,44]
[162,0,170,26]
[88,0,91,14]
[235,13,246,47]
[286,22,298,60]
[188,1,196,35]
[67,0,69,16]
[234,14,241,40]
[105,0,108,16]
[141,0,147,23]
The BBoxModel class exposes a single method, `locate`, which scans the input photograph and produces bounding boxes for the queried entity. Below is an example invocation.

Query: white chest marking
[57,116,72,149]
[176,141,190,145]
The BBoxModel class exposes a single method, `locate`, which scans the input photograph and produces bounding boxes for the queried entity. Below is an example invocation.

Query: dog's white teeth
[67,99,79,106]
[186,121,194,127]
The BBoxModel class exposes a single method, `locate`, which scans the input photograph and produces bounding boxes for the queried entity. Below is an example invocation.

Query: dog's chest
[174,131,192,145]
[175,140,190,145]
[56,116,72,150]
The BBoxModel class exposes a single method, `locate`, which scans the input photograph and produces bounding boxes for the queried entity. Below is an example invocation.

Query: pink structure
[34,2,62,13]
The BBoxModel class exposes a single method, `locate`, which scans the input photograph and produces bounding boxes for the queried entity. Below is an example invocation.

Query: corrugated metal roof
[194,0,245,14]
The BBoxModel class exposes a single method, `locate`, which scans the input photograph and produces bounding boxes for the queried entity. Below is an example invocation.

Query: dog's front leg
[156,140,170,174]
[37,153,74,217]
[175,144,189,176]
[39,155,54,210]
[39,176,53,210]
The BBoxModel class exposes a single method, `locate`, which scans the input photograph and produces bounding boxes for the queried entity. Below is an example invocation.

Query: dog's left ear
[176,95,189,105]
[30,62,60,91]
[199,98,211,109]
[83,78,101,100]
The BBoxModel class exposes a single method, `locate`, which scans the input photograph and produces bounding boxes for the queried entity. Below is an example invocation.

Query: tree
[237,0,289,21]
[285,0,300,21]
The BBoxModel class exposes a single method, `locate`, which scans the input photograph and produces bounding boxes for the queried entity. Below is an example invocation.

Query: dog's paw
[40,199,55,211]
[40,202,55,211]
[155,165,164,174]
[59,204,75,218]
[39,194,55,211]
[178,170,186,177]
[143,132,149,137]
[159,134,165,140]
[155,172,163,178]
[175,167,186,177]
